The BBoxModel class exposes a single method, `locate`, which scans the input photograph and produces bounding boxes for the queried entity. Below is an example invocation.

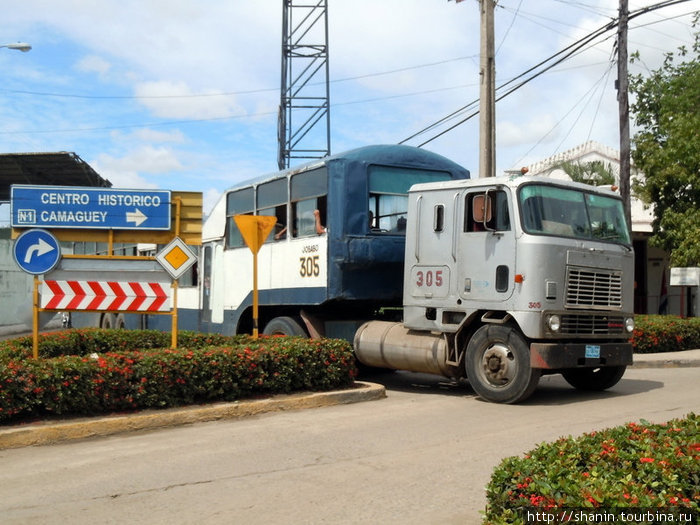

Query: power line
[403,0,693,147]
[495,0,523,56]
[1,55,478,101]
[511,63,616,166]
[403,15,618,145]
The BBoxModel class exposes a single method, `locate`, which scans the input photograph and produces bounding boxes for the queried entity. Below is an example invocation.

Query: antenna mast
[278,0,331,170]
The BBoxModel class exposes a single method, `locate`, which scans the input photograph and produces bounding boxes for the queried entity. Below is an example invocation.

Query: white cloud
[133,81,244,120]
[203,187,222,217]
[75,55,111,76]
[1,0,696,197]
[91,146,184,189]
[111,128,187,144]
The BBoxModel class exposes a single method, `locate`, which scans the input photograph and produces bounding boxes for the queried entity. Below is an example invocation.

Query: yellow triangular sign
[234,215,277,254]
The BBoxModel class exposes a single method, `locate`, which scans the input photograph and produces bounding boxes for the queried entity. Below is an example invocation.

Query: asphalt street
[0,354,698,525]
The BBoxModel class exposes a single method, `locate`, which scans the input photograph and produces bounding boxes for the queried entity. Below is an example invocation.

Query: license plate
[585,345,601,359]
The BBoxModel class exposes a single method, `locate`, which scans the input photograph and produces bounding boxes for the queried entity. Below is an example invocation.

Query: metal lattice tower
[278,0,331,170]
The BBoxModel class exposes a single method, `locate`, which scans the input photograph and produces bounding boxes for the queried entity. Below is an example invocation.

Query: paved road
[1,366,698,525]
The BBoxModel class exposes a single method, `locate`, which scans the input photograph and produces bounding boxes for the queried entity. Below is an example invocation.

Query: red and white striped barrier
[40,280,170,312]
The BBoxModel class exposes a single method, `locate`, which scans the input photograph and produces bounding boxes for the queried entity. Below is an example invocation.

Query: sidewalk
[630,348,700,368]
[0,350,698,451]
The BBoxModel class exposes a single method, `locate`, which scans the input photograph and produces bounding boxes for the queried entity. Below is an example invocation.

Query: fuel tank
[354,320,457,377]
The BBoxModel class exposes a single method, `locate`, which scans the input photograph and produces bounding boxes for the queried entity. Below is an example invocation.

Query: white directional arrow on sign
[23,238,55,263]
[126,208,147,227]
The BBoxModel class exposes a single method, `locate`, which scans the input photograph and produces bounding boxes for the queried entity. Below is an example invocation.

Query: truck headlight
[547,314,561,332]
[625,317,635,333]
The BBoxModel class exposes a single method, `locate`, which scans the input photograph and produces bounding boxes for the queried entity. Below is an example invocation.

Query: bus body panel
[83,145,468,336]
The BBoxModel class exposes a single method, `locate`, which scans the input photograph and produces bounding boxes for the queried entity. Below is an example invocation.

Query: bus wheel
[100,314,114,329]
[561,366,626,391]
[263,316,307,337]
[115,314,126,329]
[465,325,540,404]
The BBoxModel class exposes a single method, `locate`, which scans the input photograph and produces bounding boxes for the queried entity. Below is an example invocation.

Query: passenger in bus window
[396,216,407,232]
[313,209,326,234]
[274,225,287,240]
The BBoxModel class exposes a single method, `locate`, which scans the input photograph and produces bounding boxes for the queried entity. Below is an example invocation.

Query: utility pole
[617,0,632,231]
[479,0,496,178]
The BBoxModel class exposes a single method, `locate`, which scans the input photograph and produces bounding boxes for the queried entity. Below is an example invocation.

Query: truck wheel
[115,314,126,329]
[465,325,540,404]
[263,316,307,337]
[561,366,626,391]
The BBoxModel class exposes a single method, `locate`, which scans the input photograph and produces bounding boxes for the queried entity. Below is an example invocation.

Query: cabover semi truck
[71,145,634,403]
[354,173,635,403]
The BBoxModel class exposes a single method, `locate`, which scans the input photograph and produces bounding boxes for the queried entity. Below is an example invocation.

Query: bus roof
[225,144,469,193]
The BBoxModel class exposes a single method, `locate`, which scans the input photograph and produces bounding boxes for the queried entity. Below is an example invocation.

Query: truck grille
[566,267,622,309]
[560,314,626,335]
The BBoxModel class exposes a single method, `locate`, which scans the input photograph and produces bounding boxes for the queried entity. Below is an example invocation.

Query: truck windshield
[519,184,630,245]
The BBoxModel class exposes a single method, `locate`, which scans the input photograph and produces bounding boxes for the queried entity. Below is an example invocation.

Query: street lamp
[0,42,32,52]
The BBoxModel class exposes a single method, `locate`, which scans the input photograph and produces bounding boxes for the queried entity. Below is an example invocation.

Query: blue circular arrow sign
[13,229,62,275]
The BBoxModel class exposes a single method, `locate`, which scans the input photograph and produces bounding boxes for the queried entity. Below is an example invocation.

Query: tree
[553,160,616,186]
[630,14,700,266]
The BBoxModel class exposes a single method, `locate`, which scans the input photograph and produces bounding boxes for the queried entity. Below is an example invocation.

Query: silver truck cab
[355,175,635,403]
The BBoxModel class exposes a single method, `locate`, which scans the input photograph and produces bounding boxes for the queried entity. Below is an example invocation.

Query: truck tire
[561,366,626,391]
[115,314,126,329]
[465,325,540,404]
[263,316,307,337]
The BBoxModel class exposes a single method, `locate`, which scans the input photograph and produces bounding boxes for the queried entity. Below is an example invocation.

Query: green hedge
[484,414,699,524]
[0,329,356,424]
[631,315,700,353]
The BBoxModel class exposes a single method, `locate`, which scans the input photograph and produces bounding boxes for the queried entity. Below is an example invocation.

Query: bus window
[225,187,254,248]
[368,166,452,234]
[291,168,327,238]
[257,178,288,242]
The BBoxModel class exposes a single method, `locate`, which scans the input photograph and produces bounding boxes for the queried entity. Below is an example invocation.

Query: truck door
[458,187,515,303]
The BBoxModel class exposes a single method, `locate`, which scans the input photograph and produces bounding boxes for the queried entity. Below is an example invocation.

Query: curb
[630,349,700,369]
[630,358,700,369]
[0,381,386,450]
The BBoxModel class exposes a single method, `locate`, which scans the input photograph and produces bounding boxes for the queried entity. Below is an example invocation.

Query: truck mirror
[472,194,492,223]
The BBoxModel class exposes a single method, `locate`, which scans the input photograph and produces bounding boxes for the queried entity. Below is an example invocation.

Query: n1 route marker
[10,185,171,230]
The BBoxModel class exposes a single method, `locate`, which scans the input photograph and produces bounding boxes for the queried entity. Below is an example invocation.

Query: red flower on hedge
[529,494,544,506]
[639,457,655,463]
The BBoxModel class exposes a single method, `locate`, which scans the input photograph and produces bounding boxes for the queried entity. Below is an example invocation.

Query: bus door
[201,241,225,326]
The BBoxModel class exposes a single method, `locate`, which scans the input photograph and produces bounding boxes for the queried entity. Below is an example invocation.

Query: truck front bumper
[530,342,633,370]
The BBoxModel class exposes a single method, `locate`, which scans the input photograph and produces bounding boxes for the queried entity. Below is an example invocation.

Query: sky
[0,0,697,222]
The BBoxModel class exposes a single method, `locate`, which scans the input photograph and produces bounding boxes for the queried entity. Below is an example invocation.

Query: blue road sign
[13,229,62,275]
[10,185,172,230]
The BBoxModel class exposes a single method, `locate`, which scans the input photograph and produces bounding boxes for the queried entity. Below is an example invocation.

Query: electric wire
[403,0,693,147]
[1,0,693,138]
[405,15,618,146]
[554,61,615,152]
[496,0,523,56]
[1,55,479,101]
[510,63,618,167]
[585,60,616,143]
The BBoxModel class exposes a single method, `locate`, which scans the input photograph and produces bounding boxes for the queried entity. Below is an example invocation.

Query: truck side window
[465,190,510,232]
